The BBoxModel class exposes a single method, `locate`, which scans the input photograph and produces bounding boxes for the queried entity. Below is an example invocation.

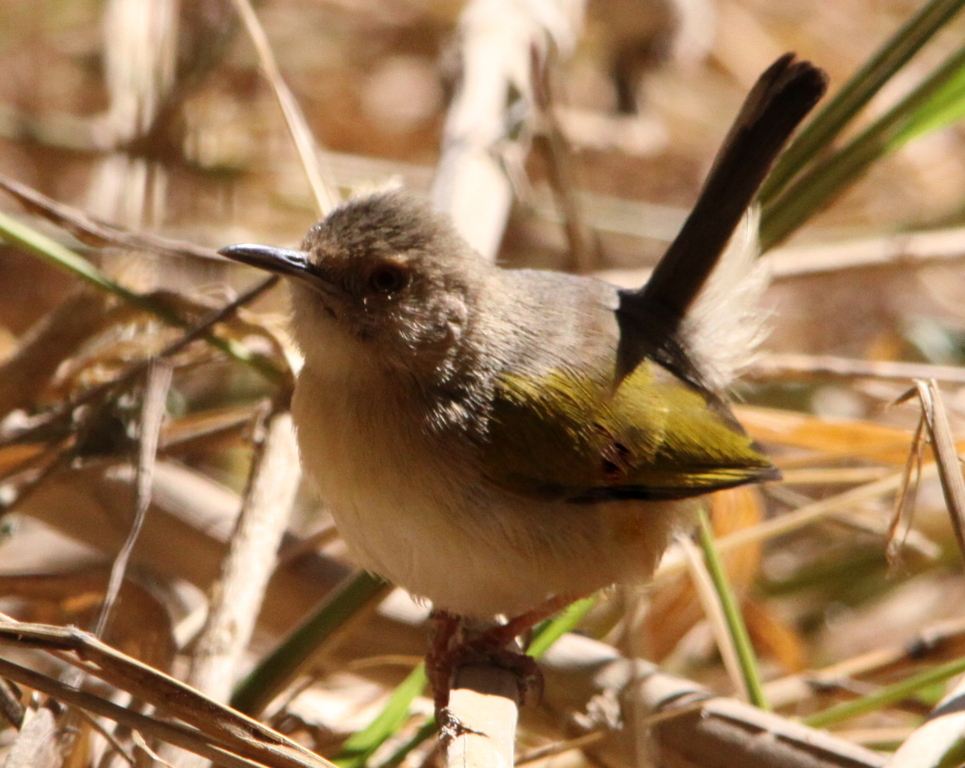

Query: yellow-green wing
[482,361,778,502]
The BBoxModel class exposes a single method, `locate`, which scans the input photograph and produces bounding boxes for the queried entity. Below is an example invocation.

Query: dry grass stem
[93,358,173,638]
[0,175,222,261]
[228,0,339,215]
[657,466,935,582]
[677,532,751,701]
[768,226,965,279]
[182,408,300,717]
[431,0,584,260]
[766,615,965,710]
[748,353,965,385]
[888,406,927,564]
[912,380,965,559]
[0,656,270,768]
[531,45,596,274]
[0,617,336,768]
[514,729,607,766]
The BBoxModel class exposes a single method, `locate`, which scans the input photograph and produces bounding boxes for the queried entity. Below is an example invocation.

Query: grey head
[219,191,496,378]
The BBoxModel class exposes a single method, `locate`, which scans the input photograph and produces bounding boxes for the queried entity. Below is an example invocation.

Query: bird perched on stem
[220,53,827,710]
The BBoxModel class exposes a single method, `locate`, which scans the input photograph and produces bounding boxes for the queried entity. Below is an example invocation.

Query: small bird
[220,54,826,702]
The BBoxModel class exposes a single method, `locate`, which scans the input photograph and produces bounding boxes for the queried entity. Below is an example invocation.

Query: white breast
[292,362,687,618]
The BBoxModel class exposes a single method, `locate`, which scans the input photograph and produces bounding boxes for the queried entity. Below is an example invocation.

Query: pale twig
[540,634,885,768]
[444,665,520,768]
[747,353,965,384]
[179,406,301,758]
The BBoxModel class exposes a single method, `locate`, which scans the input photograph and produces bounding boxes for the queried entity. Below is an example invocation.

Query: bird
[219,53,827,707]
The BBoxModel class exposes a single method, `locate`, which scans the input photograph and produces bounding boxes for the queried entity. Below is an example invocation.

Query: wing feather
[481,361,778,502]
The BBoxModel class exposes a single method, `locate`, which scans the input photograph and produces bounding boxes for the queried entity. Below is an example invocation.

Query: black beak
[218,244,311,279]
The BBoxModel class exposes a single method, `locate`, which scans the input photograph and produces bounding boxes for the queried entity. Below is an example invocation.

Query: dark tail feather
[616,54,827,385]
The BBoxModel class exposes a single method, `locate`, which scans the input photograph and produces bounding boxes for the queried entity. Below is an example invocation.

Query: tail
[615,54,827,387]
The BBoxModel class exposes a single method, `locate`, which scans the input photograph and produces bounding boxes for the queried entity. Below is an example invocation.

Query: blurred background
[2,0,965,765]
[3,0,965,380]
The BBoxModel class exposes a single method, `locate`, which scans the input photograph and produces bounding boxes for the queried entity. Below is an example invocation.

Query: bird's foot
[426,596,580,720]
[427,623,543,724]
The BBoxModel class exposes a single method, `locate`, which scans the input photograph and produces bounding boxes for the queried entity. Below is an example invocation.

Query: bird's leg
[426,595,583,723]
[453,594,583,708]
[426,610,463,715]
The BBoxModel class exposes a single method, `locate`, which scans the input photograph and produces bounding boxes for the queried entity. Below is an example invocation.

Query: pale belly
[292,367,689,617]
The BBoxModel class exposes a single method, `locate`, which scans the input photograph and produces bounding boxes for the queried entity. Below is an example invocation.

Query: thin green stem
[0,209,283,382]
[696,508,768,710]
[761,42,965,249]
[373,719,438,768]
[230,571,389,716]
[804,655,965,729]
[528,595,597,659]
[334,663,428,768]
[760,0,965,202]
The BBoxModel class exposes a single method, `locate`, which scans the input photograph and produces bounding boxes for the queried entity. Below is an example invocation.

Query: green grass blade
[0,209,283,382]
[334,663,428,768]
[760,0,965,202]
[761,42,965,249]
[890,63,965,144]
[696,508,768,710]
[0,209,170,316]
[804,655,965,729]
[372,719,438,768]
[527,595,597,659]
[230,571,389,715]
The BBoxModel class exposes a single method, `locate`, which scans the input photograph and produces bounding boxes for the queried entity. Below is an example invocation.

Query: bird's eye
[368,263,409,294]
